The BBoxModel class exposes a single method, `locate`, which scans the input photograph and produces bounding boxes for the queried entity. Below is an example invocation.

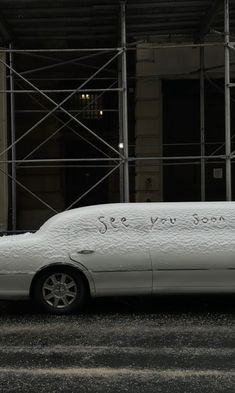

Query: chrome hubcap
[42,273,77,309]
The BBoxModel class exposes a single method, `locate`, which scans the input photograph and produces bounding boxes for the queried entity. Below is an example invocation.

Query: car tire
[32,267,86,315]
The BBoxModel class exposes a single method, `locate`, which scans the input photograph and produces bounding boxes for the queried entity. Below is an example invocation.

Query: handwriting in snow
[97,214,226,234]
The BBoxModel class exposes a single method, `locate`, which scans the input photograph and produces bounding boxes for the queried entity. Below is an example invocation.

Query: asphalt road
[0,295,234,393]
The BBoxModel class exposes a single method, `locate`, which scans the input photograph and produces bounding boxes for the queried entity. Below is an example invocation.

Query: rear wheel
[33,267,86,314]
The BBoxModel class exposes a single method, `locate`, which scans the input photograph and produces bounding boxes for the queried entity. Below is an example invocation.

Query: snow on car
[0,202,235,314]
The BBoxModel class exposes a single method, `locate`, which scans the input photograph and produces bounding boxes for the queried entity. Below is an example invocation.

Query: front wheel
[32,267,86,314]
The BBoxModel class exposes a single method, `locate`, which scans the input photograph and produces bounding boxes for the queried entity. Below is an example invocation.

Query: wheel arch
[29,262,95,299]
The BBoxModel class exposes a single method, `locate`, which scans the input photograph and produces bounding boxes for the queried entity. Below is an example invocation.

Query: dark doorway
[162,80,227,201]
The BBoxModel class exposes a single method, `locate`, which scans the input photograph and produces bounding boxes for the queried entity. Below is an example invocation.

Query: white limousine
[0,202,234,314]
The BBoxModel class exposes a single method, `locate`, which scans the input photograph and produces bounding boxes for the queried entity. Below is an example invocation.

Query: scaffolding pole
[0,43,223,53]
[225,0,232,200]
[121,1,129,202]
[200,46,206,201]
[9,43,16,230]
[118,57,124,202]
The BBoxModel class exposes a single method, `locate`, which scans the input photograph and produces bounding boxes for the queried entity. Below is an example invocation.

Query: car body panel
[0,273,33,298]
[68,210,152,295]
[149,204,235,293]
[0,202,235,300]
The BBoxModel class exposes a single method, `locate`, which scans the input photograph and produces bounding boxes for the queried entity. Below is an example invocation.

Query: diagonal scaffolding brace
[0,50,123,159]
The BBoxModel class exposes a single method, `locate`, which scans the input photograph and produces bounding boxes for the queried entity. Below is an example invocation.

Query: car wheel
[33,267,86,315]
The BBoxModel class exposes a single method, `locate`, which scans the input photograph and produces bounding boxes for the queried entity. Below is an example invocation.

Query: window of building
[75,93,103,119]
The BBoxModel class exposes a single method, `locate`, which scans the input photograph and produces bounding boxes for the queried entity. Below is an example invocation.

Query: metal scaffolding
[224,0,232,201]
[0,0,233,230]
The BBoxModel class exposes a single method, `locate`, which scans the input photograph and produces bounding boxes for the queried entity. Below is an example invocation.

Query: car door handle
[77,250,94,255]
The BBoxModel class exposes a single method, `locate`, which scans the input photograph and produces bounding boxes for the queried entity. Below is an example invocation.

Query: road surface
[0,295,234,392]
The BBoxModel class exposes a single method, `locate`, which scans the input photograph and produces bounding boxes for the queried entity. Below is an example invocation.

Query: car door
[68,208,152,296]
[150,208,235,293]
